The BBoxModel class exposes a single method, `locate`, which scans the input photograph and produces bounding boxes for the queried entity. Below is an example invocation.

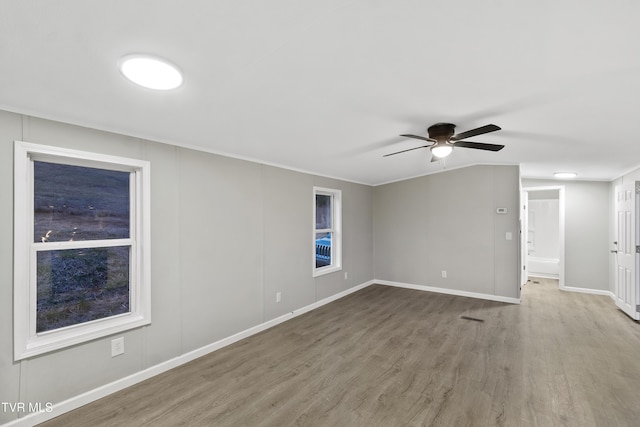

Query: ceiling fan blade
[453,141,505,152]
[383,145,430,157]
[400,134,436,142]
[451,124,501,141]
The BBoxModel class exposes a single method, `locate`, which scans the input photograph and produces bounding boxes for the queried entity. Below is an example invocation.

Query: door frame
[522,185,565,289]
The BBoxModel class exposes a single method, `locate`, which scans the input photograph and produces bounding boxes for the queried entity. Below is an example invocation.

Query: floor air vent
[460,316,484,323]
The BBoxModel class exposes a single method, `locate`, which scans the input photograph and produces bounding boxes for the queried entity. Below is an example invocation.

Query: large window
[14,141,151,360]
[313,187,342,277]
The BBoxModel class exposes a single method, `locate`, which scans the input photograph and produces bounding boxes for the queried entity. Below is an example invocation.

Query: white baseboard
[527,273,559,280]
[375,279,521,304]
[4,280,375,427]
[560,285,615,299]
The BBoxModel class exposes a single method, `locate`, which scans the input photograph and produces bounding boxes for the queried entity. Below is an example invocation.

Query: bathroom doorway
[522,186,565,289]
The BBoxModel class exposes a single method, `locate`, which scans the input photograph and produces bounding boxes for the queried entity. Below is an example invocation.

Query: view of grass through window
[34,161,131,332]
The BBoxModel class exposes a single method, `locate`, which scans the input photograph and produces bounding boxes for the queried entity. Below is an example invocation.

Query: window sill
[313,265,343,278]
[16,313,150,360]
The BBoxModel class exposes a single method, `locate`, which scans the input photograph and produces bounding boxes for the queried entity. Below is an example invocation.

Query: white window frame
[313,186,342,277]
[14,141,151,360]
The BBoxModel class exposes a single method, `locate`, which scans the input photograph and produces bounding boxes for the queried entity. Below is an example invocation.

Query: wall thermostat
[496,207,508,214]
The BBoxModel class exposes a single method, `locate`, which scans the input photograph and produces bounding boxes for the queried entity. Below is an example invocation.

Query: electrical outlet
[442,270,447,278]
[276,292,281,303]
[111,337,124,357]
[344,272,348,280]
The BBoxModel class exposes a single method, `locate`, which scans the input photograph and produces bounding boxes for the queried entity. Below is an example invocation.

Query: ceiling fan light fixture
[431,144,453,159]
[119,54,183,90]
[553,171,577,179]
[386,123,502,159]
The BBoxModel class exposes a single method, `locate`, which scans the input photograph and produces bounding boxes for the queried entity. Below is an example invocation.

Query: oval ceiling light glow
[553,172,577,179]
[431,145,453,159]
[119,55,183,90]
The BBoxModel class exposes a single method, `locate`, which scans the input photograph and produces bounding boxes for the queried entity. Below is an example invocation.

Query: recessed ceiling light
[119,55,183,90]
[553,172,577,179]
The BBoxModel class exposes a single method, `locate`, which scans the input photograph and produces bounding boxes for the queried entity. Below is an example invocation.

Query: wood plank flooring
[40,279,640,426]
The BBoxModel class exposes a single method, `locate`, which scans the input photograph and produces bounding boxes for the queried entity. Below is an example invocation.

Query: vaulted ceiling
[2,1,639,185]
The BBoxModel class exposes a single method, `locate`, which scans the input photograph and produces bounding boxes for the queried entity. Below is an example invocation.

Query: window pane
[36,246,130,332]
[34,161,130,243]
[315,232,332,268]
[315,194,332,230]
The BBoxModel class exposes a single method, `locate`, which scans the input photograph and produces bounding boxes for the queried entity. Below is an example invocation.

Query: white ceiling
[2,1,640,185]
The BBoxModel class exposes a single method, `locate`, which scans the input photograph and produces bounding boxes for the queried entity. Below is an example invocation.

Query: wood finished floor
[41,279,640,426]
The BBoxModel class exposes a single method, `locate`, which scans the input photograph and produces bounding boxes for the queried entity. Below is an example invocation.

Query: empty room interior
[2,2,640,426]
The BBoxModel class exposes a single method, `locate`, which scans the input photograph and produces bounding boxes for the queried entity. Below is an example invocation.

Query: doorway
[522,186,565,289]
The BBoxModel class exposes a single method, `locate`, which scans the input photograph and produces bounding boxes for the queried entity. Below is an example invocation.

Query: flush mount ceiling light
[119,55,183,90]
[553,172,577,179]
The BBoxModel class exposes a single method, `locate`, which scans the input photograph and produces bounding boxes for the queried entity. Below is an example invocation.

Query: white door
[521,191,529,286]
[614,182,639,320]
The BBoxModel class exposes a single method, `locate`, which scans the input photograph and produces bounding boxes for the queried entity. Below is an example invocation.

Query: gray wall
[374,165,521,299]
[522,179,609,291]
[0,110,374,424]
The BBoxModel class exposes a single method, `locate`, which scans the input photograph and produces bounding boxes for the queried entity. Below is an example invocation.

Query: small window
[313,187,342,277]
[14,141,151,360]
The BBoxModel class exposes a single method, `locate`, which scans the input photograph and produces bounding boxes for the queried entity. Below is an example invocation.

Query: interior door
[521,191,529,286]
[614,182,639,320]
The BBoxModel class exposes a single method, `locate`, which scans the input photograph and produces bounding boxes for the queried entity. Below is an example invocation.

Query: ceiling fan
[384,123,504,162]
